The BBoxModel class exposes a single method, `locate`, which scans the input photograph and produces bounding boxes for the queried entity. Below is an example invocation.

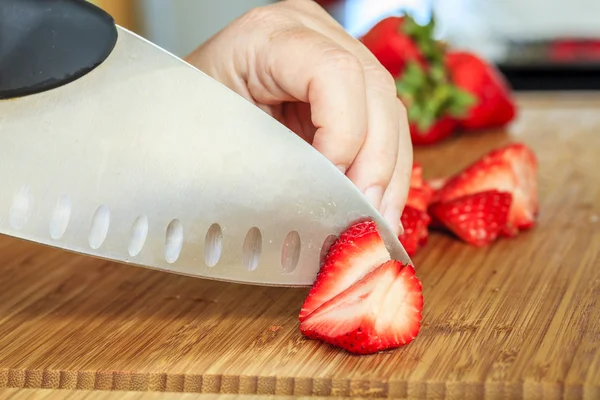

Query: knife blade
[0,0,411,286]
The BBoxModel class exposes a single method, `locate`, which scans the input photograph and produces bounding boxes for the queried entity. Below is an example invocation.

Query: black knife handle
[0,0,117,99]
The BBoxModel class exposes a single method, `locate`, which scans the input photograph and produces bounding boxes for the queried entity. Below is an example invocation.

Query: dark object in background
[497,40,600,91]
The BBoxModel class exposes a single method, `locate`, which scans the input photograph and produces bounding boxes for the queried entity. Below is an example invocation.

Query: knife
[0,0,411,286]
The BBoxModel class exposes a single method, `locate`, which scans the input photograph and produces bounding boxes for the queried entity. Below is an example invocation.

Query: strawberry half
[300,260,423,355]
[399,206,430,256]
[299,220,390,322]
[429,190,512,246]
[433,143,538,232]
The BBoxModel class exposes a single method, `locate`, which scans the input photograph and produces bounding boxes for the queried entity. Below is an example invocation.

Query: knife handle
[0,0,117,100]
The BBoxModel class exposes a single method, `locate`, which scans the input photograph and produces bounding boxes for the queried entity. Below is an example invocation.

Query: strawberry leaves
[362,12,516,145]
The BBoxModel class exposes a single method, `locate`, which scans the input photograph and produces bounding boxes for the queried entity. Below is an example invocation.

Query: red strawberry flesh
[299,220,391,322]
[399,206,430,256]
[300,260,423,355]
[429,190,512,246]
[433,143,537,231]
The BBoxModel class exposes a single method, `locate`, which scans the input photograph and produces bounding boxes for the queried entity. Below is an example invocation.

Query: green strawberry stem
[400,14,445,66]
[395,14,476,133]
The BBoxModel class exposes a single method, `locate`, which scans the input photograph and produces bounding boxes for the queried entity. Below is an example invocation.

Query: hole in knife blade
[9,184,33,230]
[204,223,223,267]
[128,214,149,257]
[319,235,338,267]
[243,227,262,271]
[89,205,111,249]
[165,219,183,264]
[49,194,72,239]
[281,231,301,273]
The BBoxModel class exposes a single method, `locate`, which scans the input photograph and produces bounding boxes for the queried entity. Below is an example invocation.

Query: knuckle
[365,65,397,96]
[238,6,282,26]
[321,48,363,74]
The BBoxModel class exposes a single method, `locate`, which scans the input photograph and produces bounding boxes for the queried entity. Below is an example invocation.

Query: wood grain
[1,93,599,399]
[0,389,324,400]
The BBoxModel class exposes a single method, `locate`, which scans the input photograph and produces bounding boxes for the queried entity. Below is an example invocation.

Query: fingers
[188,1,413,235]
[288,4,407,222]
[255,26,368,173]
[345,70,399,210]
[380,99,413,236]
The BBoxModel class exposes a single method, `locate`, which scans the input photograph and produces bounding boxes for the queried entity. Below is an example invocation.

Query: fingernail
[336,164,347,174]
[364,186,384,209]
[383,207,402,237]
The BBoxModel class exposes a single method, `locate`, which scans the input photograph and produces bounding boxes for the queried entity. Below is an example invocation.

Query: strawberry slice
[433,143,538,232]
[410,162,424,188]
[429,190,512,246]
[300,260,423,355]
[406,186,431,212]
[427,177,448,191]
[399,206,430,256]
[299,220,391,322]
[407,163,434,211]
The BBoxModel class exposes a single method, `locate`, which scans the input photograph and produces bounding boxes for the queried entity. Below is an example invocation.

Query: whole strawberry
[361,17,426,77]
[397,62,474,146]
[445,51,516,130]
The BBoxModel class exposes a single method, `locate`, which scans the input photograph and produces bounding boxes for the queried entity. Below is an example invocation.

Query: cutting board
[0,93,599,399]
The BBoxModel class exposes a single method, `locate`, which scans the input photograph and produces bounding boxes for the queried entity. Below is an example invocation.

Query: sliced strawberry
[406,186,431,212]
[410,162,424,188]
[434,143,538,231]
[429,190,512,246]
[299,220,390,322]
[300,260,423,355]
[427,177,448,191]
[486,143,538,229]
[399,206,430,256]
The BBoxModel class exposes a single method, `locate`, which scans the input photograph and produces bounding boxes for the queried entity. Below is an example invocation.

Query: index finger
[255,26,368,173]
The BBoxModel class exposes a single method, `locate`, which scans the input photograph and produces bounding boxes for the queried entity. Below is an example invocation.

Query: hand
[185,0,412,236]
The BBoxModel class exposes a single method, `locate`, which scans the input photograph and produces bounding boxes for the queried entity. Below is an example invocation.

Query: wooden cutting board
[0,93,599,399]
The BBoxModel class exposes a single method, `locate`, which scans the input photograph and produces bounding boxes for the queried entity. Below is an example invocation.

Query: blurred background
[91,0,600,91]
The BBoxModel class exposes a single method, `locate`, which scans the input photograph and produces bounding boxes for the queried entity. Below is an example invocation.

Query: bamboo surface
[0,93,599,399]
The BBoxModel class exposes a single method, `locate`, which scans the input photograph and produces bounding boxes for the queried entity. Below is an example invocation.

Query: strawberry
[408,163,435,206]
[427,177,448,191]
[397,59,475,146]
[410,162,424,188]
[400,165,433,256]
[445,51,516,130]
[399,206,430,256]
[299,220,390,322]
[406,186,431,212]
[361,14,444,78]
[409,116,458,146]
[429,190,512,246]
[361,17,426,77]
[433,143,538,233]
[300,260,423,355]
